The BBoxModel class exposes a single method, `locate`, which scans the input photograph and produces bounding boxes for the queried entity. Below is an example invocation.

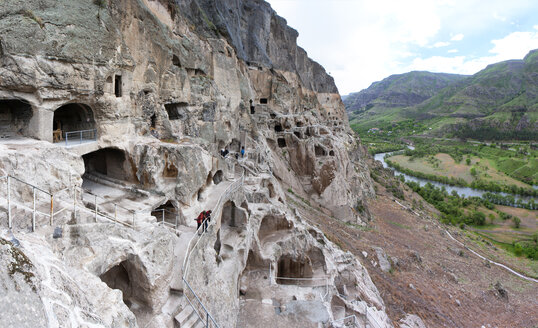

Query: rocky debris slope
[0,0,386,327]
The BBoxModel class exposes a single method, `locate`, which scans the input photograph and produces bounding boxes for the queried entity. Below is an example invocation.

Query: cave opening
[152,200,177,225]
[114,75,122,97]
[82,148,133,183]
[0,99,33,137]
[260,98,268,104]
[257,214,292,242]
[277,138,286,148]
[315,145,327,157]
[172,55,181,67]
[274,124,283,132]
[99,260,150,311]
[221,200,247,228]
[276,255,313,285]
[213,170,224,185]
[52,103,95,143]
[165,102,188,120]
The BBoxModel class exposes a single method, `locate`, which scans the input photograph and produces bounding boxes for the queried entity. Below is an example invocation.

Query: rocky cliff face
[0,1,385,327]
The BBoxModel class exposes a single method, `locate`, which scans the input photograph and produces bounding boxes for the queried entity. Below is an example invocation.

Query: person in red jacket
[195,211,205,232]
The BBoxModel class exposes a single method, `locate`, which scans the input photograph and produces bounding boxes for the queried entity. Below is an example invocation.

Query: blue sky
[266,0,538,95]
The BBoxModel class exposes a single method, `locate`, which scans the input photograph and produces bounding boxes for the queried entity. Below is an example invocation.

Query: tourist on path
[195,211,205,233]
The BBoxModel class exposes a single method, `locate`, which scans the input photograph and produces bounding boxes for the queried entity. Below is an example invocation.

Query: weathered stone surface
[0,0,384,327]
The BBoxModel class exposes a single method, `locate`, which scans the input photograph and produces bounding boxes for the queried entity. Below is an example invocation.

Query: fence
[0,175,58,231]
[151,207,180,230]
[75,186,136,228]
[64,129,97,147]
[180,168,245,328]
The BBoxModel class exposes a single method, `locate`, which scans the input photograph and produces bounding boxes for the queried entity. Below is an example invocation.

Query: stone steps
[174,305,203,328]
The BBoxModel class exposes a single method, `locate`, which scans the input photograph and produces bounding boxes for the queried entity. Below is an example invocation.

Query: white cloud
[407,28,538,75]
[450,33,464,41]
[266,0,538,94]
[433,41,451,48]
[489,29,538,58]
[493,12,507,22]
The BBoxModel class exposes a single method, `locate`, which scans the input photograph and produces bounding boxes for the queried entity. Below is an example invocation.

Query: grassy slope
[346,49,538,139]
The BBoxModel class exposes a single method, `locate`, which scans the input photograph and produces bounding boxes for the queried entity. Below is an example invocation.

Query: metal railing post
[50,194,54,226]
[94,195,98,222]
[162,209,165,225]
[175,212,178,230]
[32,187,36,232]
[73,187,77,218]
[206,312,209,328]
[7,176,11,229]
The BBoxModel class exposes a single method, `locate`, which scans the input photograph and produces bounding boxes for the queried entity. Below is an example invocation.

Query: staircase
[174,306,204,328]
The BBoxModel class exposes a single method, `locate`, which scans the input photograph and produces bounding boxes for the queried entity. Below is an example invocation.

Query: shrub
[513,217,521,229]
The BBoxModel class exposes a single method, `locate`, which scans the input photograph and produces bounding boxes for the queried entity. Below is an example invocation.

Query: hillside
[346,49,538,140]
[344,71,467,113]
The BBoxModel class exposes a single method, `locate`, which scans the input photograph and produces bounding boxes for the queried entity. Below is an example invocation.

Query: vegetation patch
[0,238,37,292]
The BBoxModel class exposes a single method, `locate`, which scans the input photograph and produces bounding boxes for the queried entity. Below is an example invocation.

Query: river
[374,149,535,204]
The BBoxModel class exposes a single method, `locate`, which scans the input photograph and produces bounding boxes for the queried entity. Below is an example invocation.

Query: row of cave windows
[0,98,189,140]
[276,137,334,157]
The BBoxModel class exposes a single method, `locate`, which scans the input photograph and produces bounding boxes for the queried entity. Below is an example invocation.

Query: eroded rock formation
[0,0,385,327]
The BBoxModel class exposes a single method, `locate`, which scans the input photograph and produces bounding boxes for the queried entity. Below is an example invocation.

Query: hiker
[240,146,245,158]
[203,210,212,232]
[220,148,225,157]
[223,148,229,157]
[195,211,205,232]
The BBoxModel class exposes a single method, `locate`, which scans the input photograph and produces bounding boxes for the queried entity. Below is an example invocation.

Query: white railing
[75,186,136,228]
[151,207,180,230]
[0,175,140,231]
[64,129,97,147]
[0,175,72,231]
[180,168,245,328]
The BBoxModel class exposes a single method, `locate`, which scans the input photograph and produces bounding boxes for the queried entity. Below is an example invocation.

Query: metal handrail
[180,166,245,328]
[64,129,97,146]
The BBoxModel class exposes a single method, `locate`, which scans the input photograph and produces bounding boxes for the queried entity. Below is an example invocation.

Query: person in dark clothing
[203,210,212,232]
[241,146,245,158]
[195,211,204,233]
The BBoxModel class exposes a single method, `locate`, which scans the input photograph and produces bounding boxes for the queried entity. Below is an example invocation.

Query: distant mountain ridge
[344,49,538,140]
[344,71,467,113]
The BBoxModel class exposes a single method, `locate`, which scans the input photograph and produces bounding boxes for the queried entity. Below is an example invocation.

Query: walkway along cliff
[0,1,393,327]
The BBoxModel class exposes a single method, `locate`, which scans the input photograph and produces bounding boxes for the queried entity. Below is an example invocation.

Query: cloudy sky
[265,0,538,95]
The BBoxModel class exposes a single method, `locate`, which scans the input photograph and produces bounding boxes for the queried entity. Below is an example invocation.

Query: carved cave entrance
[52,103,95,143]
[276,255,313,285]
[212,170,224,185]
[221,200,247,229]
[152,200,177,225]
[99,260,150,311]
[257,214,292,242]
[0,99,33,137]
[82,148,134,184]
[165,102,188,120]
